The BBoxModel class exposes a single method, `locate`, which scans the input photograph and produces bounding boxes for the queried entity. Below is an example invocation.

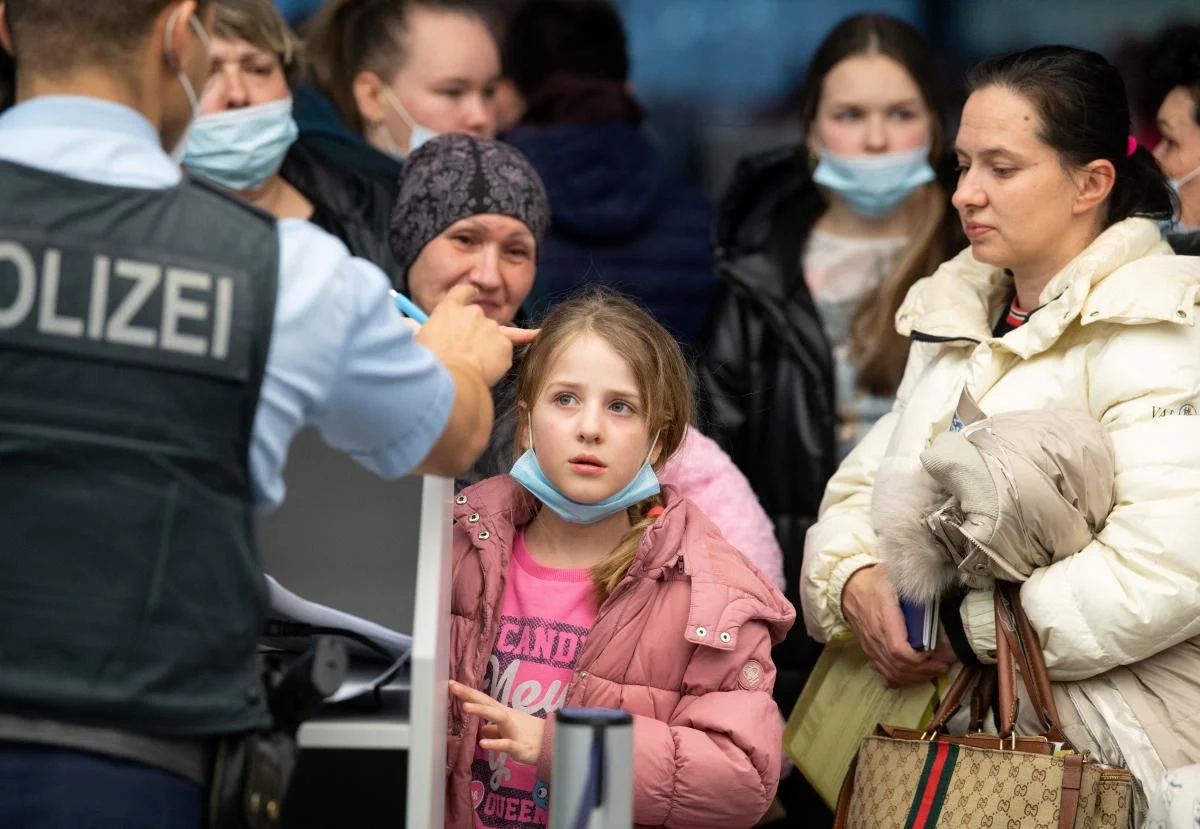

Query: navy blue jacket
[506,120,717,351]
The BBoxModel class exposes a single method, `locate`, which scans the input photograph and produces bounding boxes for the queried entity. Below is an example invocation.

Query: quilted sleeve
[627,621,783,828]
[962,320,1200,679]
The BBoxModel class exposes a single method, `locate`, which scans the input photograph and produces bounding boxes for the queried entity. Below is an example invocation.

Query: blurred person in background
[1146,22,1200,254]
[497,0,717,352]
[390,132,788,593]
[697,14,962,823]
[273,0,322,27]
[304,0,499,161]
[183,0,404,284]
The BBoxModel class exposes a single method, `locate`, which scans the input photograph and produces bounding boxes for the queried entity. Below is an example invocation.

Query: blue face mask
[509,423,661,524]
[183,97,299,192]
[812,145,936,218]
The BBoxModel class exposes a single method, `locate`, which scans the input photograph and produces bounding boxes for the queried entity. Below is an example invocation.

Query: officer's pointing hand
[416,284,534,388]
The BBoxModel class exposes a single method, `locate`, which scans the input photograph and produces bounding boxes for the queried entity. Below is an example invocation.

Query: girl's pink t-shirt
[470,532,598,828]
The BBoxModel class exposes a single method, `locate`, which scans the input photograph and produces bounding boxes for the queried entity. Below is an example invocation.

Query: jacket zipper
[562,569,646,703]
[453,540,493,737]
[910,330,981,345]
[563,555,685,704]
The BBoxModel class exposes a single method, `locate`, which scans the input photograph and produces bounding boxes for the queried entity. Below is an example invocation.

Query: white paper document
[265,575,413,704]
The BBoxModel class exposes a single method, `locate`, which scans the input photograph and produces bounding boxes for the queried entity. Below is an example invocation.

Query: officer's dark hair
[0,48,13,113]
[967,45,1176,227]
[500,0,629,101]
[1146,23,1200,125]
[305,0,488,135]
[4,0,212,76]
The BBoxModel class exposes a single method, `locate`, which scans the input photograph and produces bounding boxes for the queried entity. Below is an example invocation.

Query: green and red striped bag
[833,585,1132,829]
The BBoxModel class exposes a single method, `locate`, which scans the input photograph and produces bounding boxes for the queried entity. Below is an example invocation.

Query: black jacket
[697,146,838,710]
[1168,227,1200,256]
[505,120,718,351]
[700,145,962,712]
[279,133,405,289]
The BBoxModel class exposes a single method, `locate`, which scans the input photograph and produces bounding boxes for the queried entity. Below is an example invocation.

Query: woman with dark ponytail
[803,45,1200,820]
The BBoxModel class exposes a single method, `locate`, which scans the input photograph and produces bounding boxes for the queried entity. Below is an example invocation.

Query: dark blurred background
[484,0,1199,198]
[3,1,1196,195]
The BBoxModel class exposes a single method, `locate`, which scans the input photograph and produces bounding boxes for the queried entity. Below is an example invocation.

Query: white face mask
[164,7,213,163]
[1169,162,1200,196]
[379,87,439,158]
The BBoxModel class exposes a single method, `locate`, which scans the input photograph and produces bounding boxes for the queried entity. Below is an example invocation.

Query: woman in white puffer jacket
[800,44,1200,821]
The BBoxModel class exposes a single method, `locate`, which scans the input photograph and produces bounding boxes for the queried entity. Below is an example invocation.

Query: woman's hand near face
[841,565,954,688]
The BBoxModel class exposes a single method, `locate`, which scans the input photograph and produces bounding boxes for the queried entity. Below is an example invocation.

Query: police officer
[0,1,532,826]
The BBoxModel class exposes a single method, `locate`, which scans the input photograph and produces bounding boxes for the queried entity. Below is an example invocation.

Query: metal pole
[548,708,633,829]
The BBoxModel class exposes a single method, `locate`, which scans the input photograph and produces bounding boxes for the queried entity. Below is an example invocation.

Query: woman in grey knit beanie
[389,133,551,324]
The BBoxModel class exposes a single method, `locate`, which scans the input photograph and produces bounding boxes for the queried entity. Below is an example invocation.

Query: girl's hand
[449,681,546,765]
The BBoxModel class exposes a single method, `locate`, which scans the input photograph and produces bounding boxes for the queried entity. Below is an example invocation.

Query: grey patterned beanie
[389,133,551,279]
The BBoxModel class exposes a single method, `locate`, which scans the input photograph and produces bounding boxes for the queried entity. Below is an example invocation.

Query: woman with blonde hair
[182,0,404,283]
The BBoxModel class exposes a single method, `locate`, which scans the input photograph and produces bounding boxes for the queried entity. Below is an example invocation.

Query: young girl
[445,291,795,829]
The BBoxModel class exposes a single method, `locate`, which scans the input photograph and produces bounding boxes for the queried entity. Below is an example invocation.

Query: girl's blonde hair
[514,289,693,599]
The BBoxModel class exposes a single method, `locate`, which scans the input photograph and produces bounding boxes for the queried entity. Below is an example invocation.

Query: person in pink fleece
[661,428,785,591]
[389,133,786,591]
[444,290,795,829]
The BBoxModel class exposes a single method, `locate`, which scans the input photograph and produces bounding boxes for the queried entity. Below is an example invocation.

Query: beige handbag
[834,583,1132,829]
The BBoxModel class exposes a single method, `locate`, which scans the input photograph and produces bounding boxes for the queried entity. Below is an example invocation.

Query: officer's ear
[163,1,194,68]
[0,4,12,56]
[352,69,387,128]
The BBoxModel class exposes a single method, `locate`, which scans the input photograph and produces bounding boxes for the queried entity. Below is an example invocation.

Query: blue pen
[390,289,429,324]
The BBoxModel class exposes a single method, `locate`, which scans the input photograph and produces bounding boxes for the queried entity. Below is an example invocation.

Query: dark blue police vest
[0,160,278,736]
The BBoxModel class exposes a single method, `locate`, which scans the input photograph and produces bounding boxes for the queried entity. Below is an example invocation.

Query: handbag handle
[922,663,999,736]
[994,583,1072,747]
[923,663,984,734]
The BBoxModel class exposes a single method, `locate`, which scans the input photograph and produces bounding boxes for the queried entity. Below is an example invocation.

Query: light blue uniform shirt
[0,96,455,507]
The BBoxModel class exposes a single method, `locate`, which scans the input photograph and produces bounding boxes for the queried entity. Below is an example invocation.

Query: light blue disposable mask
[380,88,439,159]
[183,97,299,192]
[1159,164,1200,236]
[1170,162,1200,197]
[812,144,936,218]
[509,421,661,524]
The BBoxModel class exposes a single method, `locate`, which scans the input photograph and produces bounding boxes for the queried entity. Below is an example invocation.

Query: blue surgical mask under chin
[812,144,936,218]
[183,97,299,192]
[509,445,661,525]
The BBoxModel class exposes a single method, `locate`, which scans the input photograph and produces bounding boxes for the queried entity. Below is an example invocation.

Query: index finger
[448,681,495,705]
[440,283,481,308]
[501,326,539,345]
